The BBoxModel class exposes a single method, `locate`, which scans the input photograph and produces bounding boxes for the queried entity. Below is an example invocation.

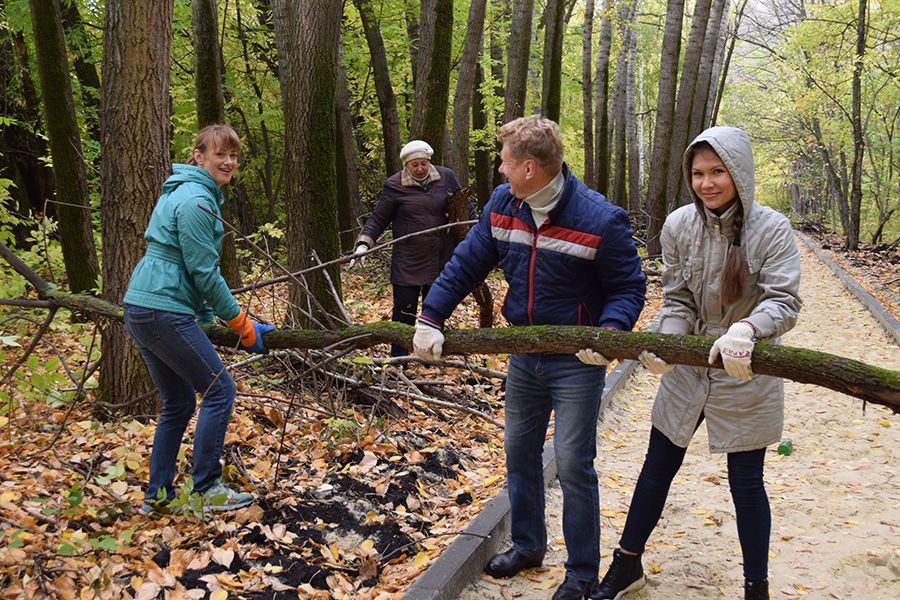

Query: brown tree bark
[446,187,493,327]
[28,0,100,294]
[848,0,866,250]
[99,0,173,414]
[272,0,344,326]
[410,0,453,162]
[335,50,362,252]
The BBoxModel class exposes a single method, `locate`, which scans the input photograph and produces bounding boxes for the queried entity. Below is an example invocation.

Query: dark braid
[720,204,748,304]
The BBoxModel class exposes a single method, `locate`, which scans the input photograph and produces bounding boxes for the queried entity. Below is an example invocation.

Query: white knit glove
[638,351,674,375]
[348,244,368,269]
[413,320,444,361]
[708,322,756,381]
[575,348,610,366]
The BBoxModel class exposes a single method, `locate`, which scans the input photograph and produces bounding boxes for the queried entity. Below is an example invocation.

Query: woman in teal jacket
[124,124,273,515]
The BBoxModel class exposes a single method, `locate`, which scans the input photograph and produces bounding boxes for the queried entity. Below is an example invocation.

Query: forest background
[0,0,897,597]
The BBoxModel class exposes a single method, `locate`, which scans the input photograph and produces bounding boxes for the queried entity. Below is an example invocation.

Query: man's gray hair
[498,115,564,172]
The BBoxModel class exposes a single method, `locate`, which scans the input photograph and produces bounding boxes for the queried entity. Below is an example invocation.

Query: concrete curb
[795,231,900,345]
[403,357,641,600]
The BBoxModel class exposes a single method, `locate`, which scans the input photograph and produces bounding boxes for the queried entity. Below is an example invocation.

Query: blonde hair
[187,124,241,165]
[686,140,748,305]
[498,116,564,172]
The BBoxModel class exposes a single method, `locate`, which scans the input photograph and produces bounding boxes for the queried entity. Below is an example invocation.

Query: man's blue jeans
[124,305,236,502]
[504,353,606,582]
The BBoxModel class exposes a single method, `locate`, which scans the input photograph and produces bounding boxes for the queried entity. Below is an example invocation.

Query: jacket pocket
[682,256,705,295]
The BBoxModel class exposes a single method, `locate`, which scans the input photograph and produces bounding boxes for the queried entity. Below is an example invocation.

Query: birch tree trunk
[582,0,596,189]
[625,7,641,212]
[594,0,613,194]
[688,0,728,145]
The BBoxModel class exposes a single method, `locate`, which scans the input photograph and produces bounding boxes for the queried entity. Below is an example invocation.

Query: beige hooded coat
[651,126,802,453]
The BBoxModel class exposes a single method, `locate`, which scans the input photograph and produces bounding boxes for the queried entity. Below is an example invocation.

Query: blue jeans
[619,425,770,580]
[124,305,237,502]
[504,353,606,582]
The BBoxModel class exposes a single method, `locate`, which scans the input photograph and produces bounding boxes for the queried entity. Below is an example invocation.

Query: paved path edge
[795,231,900,345]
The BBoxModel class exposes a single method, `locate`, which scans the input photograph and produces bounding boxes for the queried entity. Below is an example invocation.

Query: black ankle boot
[744,578,769,600]
[590,548,646,599]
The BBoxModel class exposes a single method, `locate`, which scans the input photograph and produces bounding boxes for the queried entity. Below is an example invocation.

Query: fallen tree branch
[200,322,900,410]
[3,242,896,410]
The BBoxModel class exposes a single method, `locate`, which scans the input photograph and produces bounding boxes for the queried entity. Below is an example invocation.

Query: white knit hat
[400,140,434,164]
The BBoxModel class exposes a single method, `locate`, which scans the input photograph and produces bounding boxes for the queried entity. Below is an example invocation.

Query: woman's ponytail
[720,206,748,304]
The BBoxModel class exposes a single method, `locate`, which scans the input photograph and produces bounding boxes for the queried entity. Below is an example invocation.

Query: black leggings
[619,424,770,581]
[391,284,430,357]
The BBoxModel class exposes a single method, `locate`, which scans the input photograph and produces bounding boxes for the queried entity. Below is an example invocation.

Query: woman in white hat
[349,140,461,357]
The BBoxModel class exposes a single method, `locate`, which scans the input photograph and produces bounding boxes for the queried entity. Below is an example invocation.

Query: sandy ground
[459,240,900,600]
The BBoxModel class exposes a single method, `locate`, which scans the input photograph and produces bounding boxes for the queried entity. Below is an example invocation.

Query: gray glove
[638,351,674,375]
[348,244,368,269]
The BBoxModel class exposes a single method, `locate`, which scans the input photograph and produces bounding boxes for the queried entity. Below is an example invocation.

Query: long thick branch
[201,322,900,410]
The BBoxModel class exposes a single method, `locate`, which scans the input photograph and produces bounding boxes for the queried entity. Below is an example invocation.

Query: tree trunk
[0,10,55,249]
[503,0,534,124]
[410,0,453,162]
[848,0,866,250]
[540,0,566,122]
[352,0,402,177]
[644,0,686,256]
[335,51,362,252]
[594,0,612,194]
[191,0,239,288]
[688,0,728,143]
[582,0,595,189]
[29,0,100,294]
[625,8,641,212]
[272,0,343,326]
[473,64,493,209]
[58,0,100,153]
[448,0,487,186]
[610,0,632,208]
[445,188,493,327]
[709,0,745,127]
[665,0,713,208]
[99,0,173,415]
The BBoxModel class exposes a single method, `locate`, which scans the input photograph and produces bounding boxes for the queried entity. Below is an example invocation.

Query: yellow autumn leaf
[210,591,228,600]
[413,551,431,569]
[534,578,559,590]
[482,475,503,486]
[330,542,340,561]
[879,419,890,427]
[359,539,375,552]
[647,562,663,574]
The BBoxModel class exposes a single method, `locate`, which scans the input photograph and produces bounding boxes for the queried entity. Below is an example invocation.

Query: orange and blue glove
[226,310,275,355]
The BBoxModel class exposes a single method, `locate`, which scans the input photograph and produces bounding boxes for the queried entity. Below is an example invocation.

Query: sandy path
[459,239,900,600]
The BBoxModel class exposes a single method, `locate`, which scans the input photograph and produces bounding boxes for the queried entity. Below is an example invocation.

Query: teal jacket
[124,164,240,322]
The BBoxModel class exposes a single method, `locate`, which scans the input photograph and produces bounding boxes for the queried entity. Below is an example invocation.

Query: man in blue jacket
[413,116,646,600]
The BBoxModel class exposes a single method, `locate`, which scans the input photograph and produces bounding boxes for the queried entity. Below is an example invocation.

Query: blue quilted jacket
[421,165,646,332]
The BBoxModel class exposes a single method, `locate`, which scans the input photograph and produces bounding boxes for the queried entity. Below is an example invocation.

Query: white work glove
[575,348,610,366]
[638,351,674,375]
[708,321,756,381]
[413,319,444,361]
[348,244,368,269]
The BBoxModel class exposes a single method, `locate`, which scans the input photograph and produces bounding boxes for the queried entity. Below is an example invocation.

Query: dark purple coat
[358,165,460,286]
